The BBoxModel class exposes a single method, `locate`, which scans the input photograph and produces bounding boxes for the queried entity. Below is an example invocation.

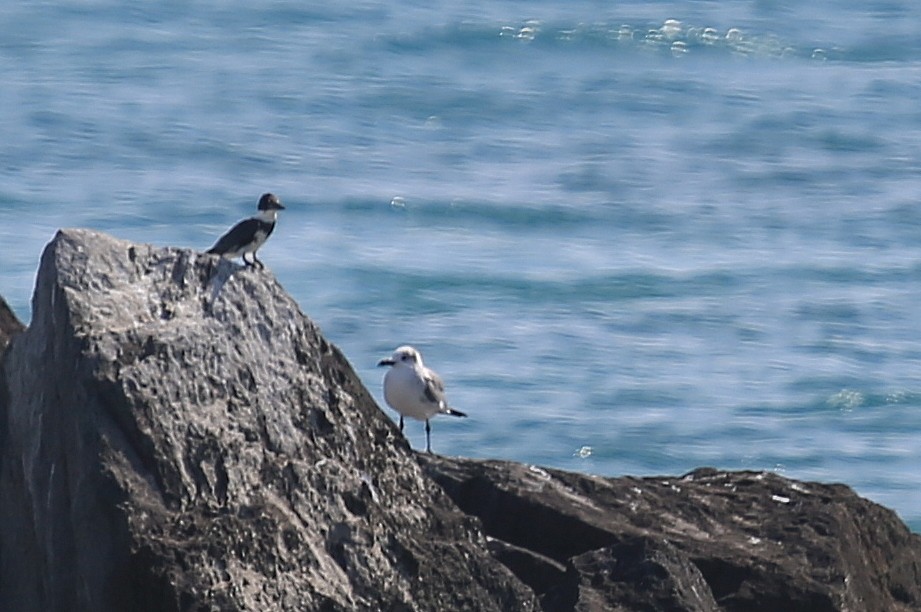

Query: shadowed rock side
[0,296,24,352]
[418,455,921,612]
[0,229,538,612]
[0,293,26,601]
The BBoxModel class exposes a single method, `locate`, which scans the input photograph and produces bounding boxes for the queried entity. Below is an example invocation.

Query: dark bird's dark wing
[207,218,260,254]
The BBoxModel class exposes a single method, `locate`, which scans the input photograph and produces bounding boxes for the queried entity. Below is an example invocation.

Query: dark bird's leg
[425,419,432,454]
[252,253,265,270]
[241,252,253,267]
[399,416,404,431]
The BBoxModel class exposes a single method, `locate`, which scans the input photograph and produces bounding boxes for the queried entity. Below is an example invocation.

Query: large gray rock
[4,228,921,612]
[0,229,538,612]
[418,456,921,612]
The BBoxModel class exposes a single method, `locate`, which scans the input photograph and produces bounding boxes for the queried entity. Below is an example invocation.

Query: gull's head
[377,345,422,368]
[257,192,285,211]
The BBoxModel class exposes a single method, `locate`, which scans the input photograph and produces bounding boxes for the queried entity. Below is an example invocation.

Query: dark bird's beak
[377,358,395,367]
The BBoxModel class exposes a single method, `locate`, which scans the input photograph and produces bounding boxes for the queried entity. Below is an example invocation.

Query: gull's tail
[443,407,467,418]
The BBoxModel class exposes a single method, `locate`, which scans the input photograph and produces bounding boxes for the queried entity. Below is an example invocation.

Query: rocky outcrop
[0,229,538,612]
[418,455,921,612]
[2,228,921,612]
[0,296,24,352]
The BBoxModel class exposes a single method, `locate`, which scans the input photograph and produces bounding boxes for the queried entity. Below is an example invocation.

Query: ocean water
[3,1,921,532]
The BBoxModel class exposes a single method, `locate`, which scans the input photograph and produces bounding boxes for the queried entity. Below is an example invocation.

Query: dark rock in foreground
[2,228,921,611]
[0,229,537,611]
[418,455,921,612]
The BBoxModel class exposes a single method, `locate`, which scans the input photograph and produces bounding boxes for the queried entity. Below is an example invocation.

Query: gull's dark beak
[377,358,395,367]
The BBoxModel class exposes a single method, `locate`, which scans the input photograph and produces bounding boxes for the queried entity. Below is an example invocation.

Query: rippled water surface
[3,1,921,530]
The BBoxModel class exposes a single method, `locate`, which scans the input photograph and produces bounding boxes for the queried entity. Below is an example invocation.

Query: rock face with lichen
[0,229,538,612]
[2,228,921,612]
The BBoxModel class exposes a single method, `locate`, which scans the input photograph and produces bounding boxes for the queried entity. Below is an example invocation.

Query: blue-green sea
[3,1,921,531]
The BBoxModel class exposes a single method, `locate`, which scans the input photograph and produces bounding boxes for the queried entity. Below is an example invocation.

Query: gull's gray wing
[421,368,447,407]
[423,367,468,418]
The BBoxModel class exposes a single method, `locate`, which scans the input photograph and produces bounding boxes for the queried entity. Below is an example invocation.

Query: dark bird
[207,193,285,269]
[378,345,467,453]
